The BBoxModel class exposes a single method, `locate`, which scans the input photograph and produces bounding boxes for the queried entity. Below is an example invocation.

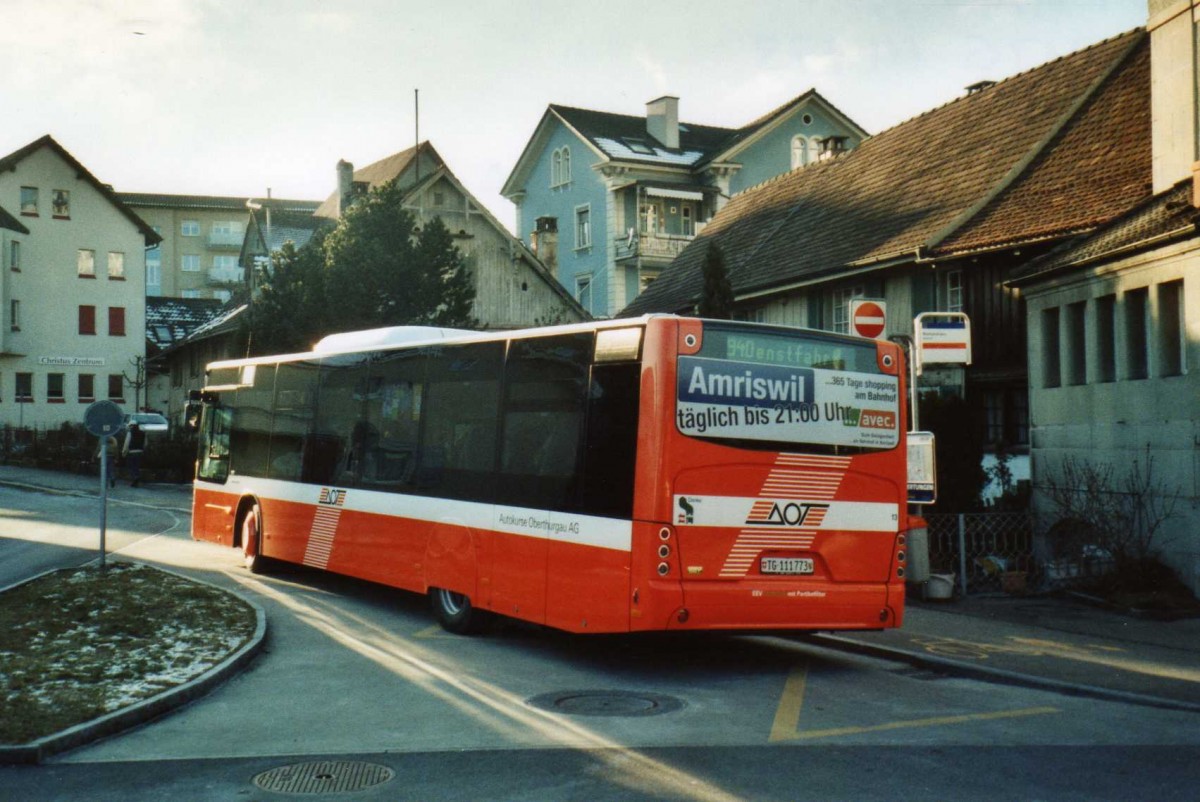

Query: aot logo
[859,410,896,430]
[318,488,346,507]
[745,500,829,527]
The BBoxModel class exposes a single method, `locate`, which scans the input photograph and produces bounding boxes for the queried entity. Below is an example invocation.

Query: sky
[1,0,1147,233]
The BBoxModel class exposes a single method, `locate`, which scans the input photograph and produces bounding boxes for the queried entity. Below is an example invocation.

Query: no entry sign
[850,299,887,339]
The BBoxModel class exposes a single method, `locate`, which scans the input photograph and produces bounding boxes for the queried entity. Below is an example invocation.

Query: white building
[0,136,160,428]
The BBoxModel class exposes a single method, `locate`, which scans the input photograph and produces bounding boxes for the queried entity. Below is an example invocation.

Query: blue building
[501,92,867,317]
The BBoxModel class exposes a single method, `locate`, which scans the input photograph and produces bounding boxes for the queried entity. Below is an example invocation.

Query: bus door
[668,321,905,628]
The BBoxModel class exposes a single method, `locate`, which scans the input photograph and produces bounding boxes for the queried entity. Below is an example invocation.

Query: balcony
[208,266,245,285]
[206,231,245,249]
[614,231,695,263]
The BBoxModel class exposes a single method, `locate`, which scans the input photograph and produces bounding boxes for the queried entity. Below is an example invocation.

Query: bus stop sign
[84,400,124,437]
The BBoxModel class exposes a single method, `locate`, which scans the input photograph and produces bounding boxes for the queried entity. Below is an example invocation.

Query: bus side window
[417,342,503,502]
[306,354,367,486]
[581,362,640,518]
[497,333,591,512]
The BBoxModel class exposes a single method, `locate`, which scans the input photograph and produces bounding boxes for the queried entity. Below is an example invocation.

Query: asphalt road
[2,482,1198,801]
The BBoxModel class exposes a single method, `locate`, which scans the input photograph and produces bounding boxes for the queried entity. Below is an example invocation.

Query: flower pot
[924,572,956,600]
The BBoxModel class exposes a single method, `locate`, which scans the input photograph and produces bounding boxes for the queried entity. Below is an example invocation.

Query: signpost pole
[84,400,125,573]
[99,437,108,571]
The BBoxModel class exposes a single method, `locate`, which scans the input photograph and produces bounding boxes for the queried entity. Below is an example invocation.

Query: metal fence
[925,511,1035,597]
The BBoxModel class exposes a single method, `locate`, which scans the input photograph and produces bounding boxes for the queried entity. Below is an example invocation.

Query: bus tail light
[657,562,671,576]
[658,544,670,559]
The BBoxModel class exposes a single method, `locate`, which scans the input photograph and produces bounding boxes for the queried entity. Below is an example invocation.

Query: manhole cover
[252,761,395,795]
[527,690,684,717]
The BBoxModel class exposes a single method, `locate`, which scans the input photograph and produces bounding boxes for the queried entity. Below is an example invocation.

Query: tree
[251,179,477,354]
[250,233,329,356]
[697,241,734,319]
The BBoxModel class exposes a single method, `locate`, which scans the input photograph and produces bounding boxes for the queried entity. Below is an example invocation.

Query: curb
[808,633,1200,715]
[0,566,267,765]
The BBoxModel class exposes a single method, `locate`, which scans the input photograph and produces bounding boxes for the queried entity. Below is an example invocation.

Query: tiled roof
[118,193,320,212]
[0,204,28,234]
[249,207,329,255]
[622,30,1150,316]
[313,142,445,218]
[145,297,226,350]
[186,303,247,343]
[0,135,161,245]
[1011,179,1198,284]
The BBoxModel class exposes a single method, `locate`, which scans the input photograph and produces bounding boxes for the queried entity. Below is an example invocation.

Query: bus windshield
[675,323,900,452]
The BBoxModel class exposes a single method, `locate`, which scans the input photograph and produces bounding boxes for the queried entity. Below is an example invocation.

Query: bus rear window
[676,324,899,452]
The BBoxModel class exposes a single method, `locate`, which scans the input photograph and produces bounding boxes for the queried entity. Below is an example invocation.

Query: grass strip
[0,562,255,744]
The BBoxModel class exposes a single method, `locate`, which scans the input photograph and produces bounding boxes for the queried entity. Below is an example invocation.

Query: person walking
[122,422,146,487]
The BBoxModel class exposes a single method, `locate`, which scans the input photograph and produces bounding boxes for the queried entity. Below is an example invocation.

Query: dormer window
[791,136,809,169]
[622,138,656,156]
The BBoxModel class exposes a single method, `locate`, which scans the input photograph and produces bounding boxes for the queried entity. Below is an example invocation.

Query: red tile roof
[623,29,1150,315]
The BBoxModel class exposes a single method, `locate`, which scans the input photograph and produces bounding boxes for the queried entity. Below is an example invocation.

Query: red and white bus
[189,316,922,633]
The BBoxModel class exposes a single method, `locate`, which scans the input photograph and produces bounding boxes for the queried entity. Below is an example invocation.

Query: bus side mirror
[184,401,202,433]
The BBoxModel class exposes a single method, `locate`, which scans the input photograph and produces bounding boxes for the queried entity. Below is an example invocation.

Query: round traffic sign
[84,400,125,437]
[852,301,886,338]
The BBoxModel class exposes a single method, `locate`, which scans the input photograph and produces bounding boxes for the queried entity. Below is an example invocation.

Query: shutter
[109,307,126,336]
[79,305,96,335]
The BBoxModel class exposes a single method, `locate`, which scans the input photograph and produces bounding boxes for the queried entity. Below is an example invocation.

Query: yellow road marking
[769,663,808,742]
[414,624,449,639]
[791,706,1060,741]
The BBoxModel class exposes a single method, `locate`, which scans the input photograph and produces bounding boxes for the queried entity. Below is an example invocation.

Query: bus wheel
[242,505,269,574]
[431,587,489,635]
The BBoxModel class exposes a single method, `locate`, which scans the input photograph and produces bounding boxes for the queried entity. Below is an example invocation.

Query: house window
[211,220,242,236]
[10,299,20,331]
[16,372,33,402]
[944,270,963,313]
[79,304,96,335]
[108,306,126,336]
[181,289,202,299]
[51,189,70,219]
[1065,301,1086,385]
[1042,307,1061,388]
[47,373,65,403]
[213,289,232,303]
[20,187,38,216]
[1124,288,1148,380]
[77,249,96,277]
[561,147,571,185]
[78,374,95,402]
[682,206,695,237]
[1095,294,1116,383]
[983,389,1029,448]
[10,240,21,271]
[181,220,200,237]
[639,202,661,235]
[831,285,865,334]
[1157,280,1184,377]
[791,135,808,169]
[181,254,200,272]
[735,307,768,323]
[576,274,592,311]
[146,257,162,296]
[108,374,124,401]
[107,251,125,279]
[575,205,591,249]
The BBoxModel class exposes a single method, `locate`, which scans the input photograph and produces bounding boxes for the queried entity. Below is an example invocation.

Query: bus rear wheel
[242,504,269,574]
[431,587,489,635]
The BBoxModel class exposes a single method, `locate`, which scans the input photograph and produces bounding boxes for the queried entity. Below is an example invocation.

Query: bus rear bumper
[660,581,904,631]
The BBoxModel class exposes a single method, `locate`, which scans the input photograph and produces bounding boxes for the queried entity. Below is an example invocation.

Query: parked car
[123,412,169,433]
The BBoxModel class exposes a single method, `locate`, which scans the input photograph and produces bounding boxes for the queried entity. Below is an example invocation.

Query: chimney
[336,159,354,217]
[965,80,995,95]
[534,216,558,272]
[646,96,680,149]
[817,135,848,160]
